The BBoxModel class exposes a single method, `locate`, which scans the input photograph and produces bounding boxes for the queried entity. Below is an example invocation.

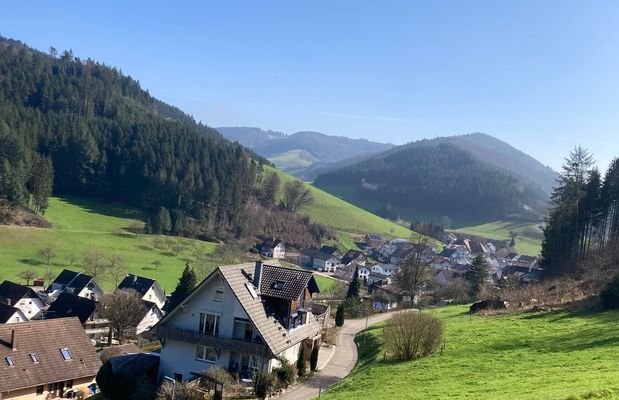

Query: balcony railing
[156,324,268,355]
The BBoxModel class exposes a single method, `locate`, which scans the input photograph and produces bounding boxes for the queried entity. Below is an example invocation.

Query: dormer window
[272,281,285,290]
[5,356,14,366]
[60,347,72,360]
[29,353,39,363]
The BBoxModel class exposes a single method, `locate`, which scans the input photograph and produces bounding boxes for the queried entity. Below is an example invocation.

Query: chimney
[254,261,263,290]
[11,328,16,351]
[132,275,138,284]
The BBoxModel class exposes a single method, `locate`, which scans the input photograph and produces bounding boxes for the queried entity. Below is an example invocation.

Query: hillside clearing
[322,306,619,400]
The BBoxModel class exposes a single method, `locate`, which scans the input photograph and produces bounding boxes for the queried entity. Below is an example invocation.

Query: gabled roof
[0,302,25,323]
[0,280,38,304]
[517,255,538,263]
[48,269,95,293]
[261,238,283,249]
[313,252,339,262]
[157,262,322,357]
[319,246,339,256]
[341,250,366,265]
[0,318,102,392]
[365,234,384,241]
[259,265,318,300]
[47,292,97,324]
[117,274,156,296]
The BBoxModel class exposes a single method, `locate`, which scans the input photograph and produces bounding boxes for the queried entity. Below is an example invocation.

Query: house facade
[312,254,341,273]
[156,262,322,383]
[0,318,102,400]
[0,281,45,320]
[0,303,27,324]
[118,274,167,312]
[260,239,286,259]
[45,270,103,303]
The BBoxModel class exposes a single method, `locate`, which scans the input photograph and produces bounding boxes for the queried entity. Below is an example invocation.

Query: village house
[117,274,167,312]
[0,281,45,320]
[367,272,393,286]
[341,250,367,267]
[44,270,103,303]
[319,245,341,258]
[371,263,399,276]
[364,234,385,249]
[511,255,539,269]
[299,248,321,268]
[259,239,286,260]
[45,292,109,342]
[369,285,401,311]
[0,317,102,399]
[430,256,453,271]
[155,262,323,382]
[0,303,27,324]
[435,269,462,285]
[312,253,342,273]
[136,301,164,336]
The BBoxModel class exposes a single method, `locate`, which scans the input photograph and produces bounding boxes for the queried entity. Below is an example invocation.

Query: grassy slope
[270,168,429,243]
[324,306,619,400]
[0,197,216,292]
[269,149,314,170]
[452,220,544,256]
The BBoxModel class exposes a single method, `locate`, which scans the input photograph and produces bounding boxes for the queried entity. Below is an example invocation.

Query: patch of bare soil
[0,199,51,228]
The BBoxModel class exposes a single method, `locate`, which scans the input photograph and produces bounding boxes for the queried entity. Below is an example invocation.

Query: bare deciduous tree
[100,289,146,344]
[395,238,432,303]
[83,249,109,280]
[108,255,127,286]
[18,269,37,285]
[36,247,56,265]
[281,181,313,213]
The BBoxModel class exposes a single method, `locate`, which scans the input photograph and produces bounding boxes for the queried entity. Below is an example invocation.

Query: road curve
[277,312,396,400]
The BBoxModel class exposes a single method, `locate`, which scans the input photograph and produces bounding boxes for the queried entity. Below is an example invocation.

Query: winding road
[278,312,396,400]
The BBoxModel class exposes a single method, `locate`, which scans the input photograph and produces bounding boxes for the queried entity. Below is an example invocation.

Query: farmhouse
[0,318,102,399]
[341,250,367,267]
[260,238,286,259]
[313,253,342,273]
[44,270,103,303]
[0,281,45,320]
[364,234,385,249]
[156,262,323,382]
[0,302,27,324]
[45,292,110,341]
[117,274,167,312]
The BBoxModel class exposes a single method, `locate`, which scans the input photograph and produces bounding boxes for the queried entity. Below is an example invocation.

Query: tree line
[542,147,619,277]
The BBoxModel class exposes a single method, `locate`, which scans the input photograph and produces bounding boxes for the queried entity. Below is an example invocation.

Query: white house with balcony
[155,262,323,383]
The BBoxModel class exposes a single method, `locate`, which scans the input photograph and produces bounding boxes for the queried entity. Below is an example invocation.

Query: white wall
[143,285,167,311]
[15,296,44,320]
[137,306,162,335]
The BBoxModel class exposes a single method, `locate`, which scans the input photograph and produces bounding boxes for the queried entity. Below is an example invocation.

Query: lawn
[452,220,544,256]
[322,306,619,400]
[0,197,216,292]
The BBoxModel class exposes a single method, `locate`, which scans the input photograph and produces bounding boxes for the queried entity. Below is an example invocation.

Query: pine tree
[465,255,488,300]
[346,266,360,299]
[166,263,197,312]
[335,303,345,327]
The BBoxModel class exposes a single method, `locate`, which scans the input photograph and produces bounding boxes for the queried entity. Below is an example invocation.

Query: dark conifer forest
[0,36,285,241]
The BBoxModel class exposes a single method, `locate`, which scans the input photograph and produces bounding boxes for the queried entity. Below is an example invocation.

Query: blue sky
[1,1,618,171]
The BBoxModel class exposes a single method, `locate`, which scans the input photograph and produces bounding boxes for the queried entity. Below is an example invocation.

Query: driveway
[277,312,396,400]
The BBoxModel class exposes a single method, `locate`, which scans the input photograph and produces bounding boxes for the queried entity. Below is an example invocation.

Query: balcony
[156,324,268,355]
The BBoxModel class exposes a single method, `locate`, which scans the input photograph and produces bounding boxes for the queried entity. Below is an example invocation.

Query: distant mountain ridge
[216,127,394,180]
[314,133,554,225]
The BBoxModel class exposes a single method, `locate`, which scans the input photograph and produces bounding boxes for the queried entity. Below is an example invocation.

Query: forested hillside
[0,36,260,239]
[314,141,549,223]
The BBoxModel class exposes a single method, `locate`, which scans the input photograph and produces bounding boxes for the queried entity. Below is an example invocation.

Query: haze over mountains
[216,127,394,180]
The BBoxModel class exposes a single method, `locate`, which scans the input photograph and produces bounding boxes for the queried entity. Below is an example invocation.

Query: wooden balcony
[156,324,269,355]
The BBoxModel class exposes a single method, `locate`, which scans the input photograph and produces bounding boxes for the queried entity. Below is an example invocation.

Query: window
[214,288,224,302]
[198,313,220,336]
[195,344,217,363]
[60,347,72,360]
[30,353,39,363]
[36,385,44,395]
[5,356,15,366]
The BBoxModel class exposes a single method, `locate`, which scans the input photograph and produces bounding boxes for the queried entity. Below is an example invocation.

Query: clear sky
[1,1,618,171]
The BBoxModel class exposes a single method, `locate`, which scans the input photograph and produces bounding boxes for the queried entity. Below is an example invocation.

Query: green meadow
[323,305,619,400]
[453,220,544,256]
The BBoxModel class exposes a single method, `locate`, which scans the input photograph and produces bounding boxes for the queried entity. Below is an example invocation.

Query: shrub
[273,357,296,388]
[310,346,320,372]
[383,312,443,361]
[600,275,619,309]
[335,303,345,327]
[254,371,277,399]
[322,327,337,346]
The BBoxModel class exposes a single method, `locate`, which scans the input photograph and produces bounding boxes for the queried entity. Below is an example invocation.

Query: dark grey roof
[319,246,338,256]
[440,248,457,258]
[365,234,384,241]
[0,281,38,304]
[108,353,159,378]
[341,250,365,265]
[117,274,155,296]
[506,252,518,260]
[49,269,94,293]
[518,255,538,263]
[47,292,96,324]
[0,302,22,323]
[260,265,319,300]
[261,238,283,249]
